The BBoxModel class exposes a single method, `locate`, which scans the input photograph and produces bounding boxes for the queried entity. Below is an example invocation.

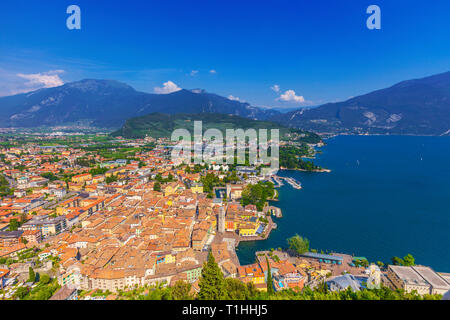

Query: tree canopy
[28,267,36,283]
[391,254,415,266]
[266,257,274,295]
[198,252,226,300]
[287,234,310,255]
[171,280,193,300]
[241,181,275,211]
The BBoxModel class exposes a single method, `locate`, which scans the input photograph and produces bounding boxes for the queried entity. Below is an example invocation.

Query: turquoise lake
[236,135,450,271]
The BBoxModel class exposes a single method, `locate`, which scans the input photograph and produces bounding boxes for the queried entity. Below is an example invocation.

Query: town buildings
[386,265,450,295]
[0,230,23,247]
[1,134,448,300]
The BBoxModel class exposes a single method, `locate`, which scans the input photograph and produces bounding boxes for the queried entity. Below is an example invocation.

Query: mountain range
[0,79,278,128]
[0,71,449,135]
[273,71,450,136]
[112,112,321,144]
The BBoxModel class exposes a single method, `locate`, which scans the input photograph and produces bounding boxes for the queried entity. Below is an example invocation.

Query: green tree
[200,173,221,193]
[106,175,118,184]
[391,256,404,265]
[9,218,20,231]
[402,254,415,266]
[223,278,259,300]
[316,280,329,294]
[28,267,36,283]
[240,181,275,211]
[354,258,369,268]
[266,257,274,295]
[39,274,51,285]
[223,278,247,300]
[279,145,324,171]
[14,286,29,300]
[198,252,226,300]
[20,212,28,224]
[89,166,108,175]
[391,254,415,266]
[171,280,192,300]
[40,172,58,181]
[153,181,161,192]
[287,234,310,255]
[155,174,163,182]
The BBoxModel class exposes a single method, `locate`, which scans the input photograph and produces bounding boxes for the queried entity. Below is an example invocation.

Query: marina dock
[267,205,283,218]
[272,175,302,189]
[283,177,302,189]
[272,176,284,188]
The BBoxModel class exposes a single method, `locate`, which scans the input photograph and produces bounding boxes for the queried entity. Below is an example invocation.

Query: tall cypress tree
[198,251,226,300]
[266,257,274,295]
[28,267,36,283]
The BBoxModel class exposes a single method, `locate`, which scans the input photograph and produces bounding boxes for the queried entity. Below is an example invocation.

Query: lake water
[236,135,450,271]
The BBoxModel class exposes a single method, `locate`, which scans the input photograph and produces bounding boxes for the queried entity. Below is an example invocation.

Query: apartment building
[0,231,23,247]
[21,229,42,244]
[20,215,68,237]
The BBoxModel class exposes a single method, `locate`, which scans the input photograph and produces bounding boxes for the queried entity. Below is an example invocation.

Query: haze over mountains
[0,71,449,135]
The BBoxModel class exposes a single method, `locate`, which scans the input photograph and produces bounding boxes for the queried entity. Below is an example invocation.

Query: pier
[267,205,282,218]
[272,175,302,189]
[283,177,302,189]
[272,176,284,188]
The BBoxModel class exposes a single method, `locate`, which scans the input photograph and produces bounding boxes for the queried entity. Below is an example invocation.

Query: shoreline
[235,152,330,261]
[235,166,330,250]
[280,167,331,173]
[237,135,450,271]
[322,133,450,139]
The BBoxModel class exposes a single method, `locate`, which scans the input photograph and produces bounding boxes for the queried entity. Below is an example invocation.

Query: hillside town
[0,133,448,300]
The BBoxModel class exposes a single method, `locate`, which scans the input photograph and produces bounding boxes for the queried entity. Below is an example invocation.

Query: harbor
[266,205,283,218]
[238,136,450,271]
[271,176,284,188]
[272,175,302,189]
[283,177,302,189]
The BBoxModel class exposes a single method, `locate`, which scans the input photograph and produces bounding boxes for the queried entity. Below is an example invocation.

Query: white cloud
[16,70,64,91]
[209,69,217,74]
[154,81,182,94]
[190,70,199,76]
[228,95,241,101]
[278,89,305,104]
[271,84,280,93]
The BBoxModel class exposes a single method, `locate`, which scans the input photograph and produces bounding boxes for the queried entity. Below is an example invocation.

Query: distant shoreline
[322,133,450,139]
[280,167,331,173]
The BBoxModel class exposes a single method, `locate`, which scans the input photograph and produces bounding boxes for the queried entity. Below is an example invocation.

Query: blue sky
[0,0,449,108]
